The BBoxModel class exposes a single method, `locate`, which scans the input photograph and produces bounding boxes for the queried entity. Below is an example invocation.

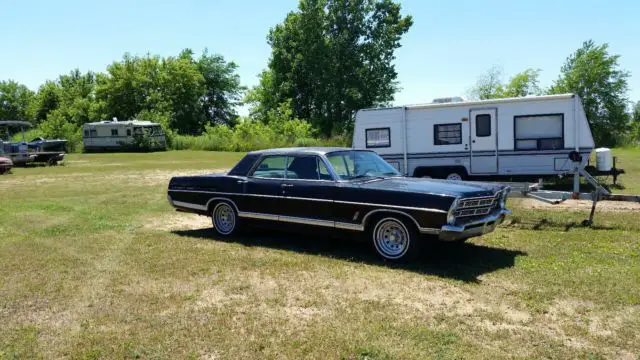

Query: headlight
[447,196,460,224]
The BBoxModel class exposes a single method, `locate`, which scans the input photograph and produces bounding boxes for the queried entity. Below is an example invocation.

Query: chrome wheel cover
[446,173,462,181]
[373,218,410,259]
[212,203,236,235]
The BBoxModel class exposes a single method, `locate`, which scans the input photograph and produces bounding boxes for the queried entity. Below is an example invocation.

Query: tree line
[0,0,638,151]
[468,40,639,147]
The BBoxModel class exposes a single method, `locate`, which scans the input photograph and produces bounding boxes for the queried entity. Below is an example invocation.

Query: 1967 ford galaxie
[167,147,511,261]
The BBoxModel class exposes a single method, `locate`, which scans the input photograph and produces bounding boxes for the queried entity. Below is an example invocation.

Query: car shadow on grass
[171,227,526,283]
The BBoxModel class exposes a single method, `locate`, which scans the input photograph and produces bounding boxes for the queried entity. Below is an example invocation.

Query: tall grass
[170,119,350,151]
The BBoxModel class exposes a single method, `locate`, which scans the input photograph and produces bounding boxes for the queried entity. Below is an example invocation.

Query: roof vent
[432,96,465,104]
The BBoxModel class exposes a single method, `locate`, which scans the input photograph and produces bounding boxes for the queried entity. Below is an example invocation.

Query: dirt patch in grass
[0,168,228,188]
[144,212,211,231]
[513,198,640,212]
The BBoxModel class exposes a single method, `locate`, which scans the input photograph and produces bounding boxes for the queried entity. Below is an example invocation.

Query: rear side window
[252,156,287,178]
[228,154,259,176]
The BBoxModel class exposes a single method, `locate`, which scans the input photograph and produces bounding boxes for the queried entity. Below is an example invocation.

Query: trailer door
[470,108,498,174]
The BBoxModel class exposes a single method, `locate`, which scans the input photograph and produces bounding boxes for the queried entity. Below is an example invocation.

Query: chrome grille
[454,193,501,218]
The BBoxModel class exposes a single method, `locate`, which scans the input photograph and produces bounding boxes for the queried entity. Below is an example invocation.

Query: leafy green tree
[249,0,413,136]
[550,40,631,147]
[197,49,245,126]
[469,66,542,100]
[96,50,243,134]
[633,101,640,123]
[0,80,35,121]
[468,66,504,100]
[503,69,542,97]
[30,81,61,123]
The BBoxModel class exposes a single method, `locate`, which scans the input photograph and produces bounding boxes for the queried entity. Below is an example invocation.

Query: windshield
[326,151,400,180]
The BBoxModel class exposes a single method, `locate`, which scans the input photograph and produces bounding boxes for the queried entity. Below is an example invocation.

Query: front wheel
[211,202,238,236]
[371,217,420,261]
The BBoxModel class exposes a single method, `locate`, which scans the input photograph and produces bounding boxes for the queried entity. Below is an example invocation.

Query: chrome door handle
[281,183,293,188]
[237,180,247,184]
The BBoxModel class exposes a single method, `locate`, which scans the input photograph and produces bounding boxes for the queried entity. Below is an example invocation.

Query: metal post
[573,164,580,195]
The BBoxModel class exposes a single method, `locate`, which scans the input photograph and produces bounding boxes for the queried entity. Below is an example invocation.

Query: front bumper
[438,209,511,241]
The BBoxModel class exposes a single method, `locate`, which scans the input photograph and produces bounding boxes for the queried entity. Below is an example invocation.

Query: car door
[243,155,287,218]
[279,155,336,225]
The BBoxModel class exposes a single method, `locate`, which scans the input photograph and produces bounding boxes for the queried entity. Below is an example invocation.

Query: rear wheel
[211,202,238,236]
[371,217,420,261]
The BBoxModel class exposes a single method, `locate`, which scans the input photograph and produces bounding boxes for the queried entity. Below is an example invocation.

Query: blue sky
[1,0,639,115]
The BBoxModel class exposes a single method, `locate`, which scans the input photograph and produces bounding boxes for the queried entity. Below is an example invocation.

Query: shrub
[39,110,83,152]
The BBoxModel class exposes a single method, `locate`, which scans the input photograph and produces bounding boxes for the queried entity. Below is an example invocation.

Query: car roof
[247,147,366,156]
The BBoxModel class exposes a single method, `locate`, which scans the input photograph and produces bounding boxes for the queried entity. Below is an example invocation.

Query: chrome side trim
[168,189,448,214]
[279,215,334,227]
[335,222,365,231]
[172,200,207,211]
[204,197,240,214]
[238,211,279,221]
[333,200,447,214]
[239,212,362,230]
[172,201,442,234]
[360,208,440,234]
[284,196,333,203]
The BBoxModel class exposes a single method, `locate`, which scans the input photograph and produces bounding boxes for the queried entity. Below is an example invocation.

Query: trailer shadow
[171,228,526,283]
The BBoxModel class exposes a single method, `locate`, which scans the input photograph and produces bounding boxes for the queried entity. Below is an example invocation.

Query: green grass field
[1,149,639,359]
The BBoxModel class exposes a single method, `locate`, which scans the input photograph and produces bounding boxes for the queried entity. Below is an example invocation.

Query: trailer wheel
[445,172,464,181]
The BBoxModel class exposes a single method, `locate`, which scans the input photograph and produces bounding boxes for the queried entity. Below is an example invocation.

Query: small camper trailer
[353,94,595,180]
[82,119,166,152]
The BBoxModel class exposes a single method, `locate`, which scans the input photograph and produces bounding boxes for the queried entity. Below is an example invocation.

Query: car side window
[286,156,320,180]
[252,156,287,178]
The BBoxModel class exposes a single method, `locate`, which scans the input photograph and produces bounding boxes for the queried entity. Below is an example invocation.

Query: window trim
[475,114,492,137]
[513,113,565,151]
[433,123,462,146]
[110,128,119,137]
[365,127,391,148]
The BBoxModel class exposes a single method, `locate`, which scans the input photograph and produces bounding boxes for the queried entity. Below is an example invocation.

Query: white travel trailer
[83,119,166,152]
[353,94,595,180]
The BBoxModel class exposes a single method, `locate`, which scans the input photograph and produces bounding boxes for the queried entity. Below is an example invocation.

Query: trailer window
[127,129,132,136]
[515,114,563,150]
[83,130,89,137]
[476,114,491,137]
[365,128,390,148]
[111,129,118,136]
[90,129,97,137]
[434,123,462,145]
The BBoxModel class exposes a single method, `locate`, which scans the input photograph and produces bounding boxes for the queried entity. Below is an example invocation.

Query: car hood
[354,177,503,198]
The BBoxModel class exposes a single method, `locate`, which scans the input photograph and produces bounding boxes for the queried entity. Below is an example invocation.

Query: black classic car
[167,147,511,261]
